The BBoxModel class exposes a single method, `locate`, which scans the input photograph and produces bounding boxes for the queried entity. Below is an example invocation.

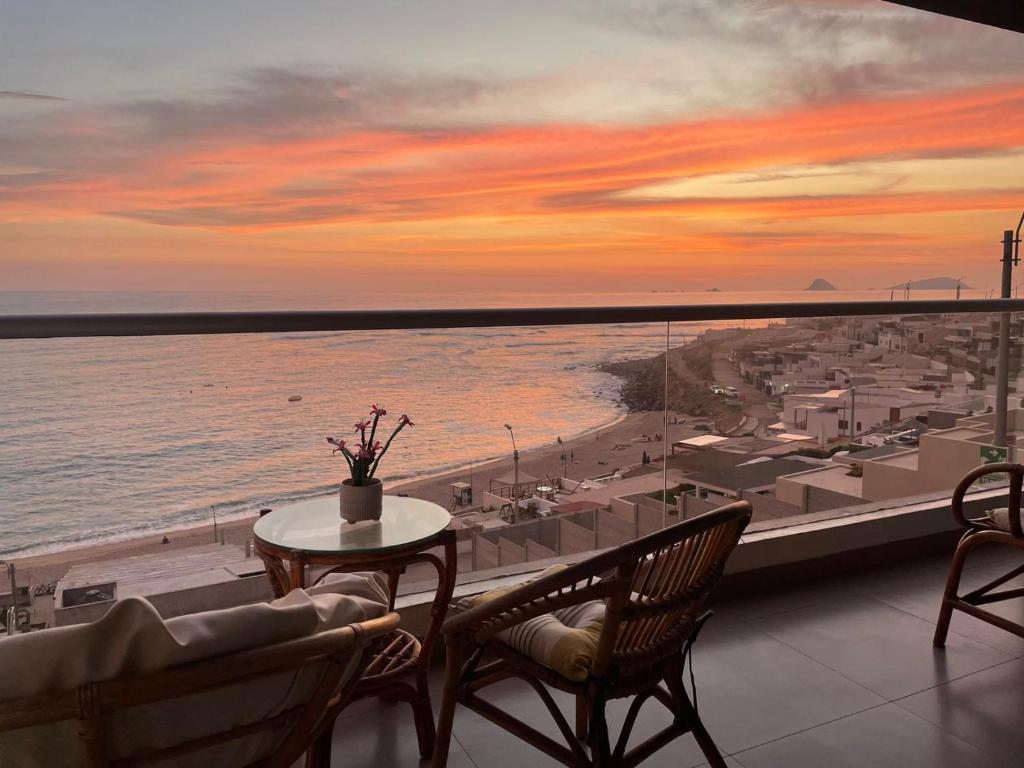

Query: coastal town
[440,310,1024,576]
[4,310,1022,633]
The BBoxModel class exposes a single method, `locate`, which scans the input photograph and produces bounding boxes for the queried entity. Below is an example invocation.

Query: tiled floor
[329,545,1024,767]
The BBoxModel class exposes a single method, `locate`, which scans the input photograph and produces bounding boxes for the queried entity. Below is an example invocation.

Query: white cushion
[0,572,389,767]
[985,507,1022,533]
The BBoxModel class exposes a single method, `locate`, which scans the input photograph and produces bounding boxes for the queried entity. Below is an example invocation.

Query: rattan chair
[935,462,1024,646]
[0,611,399,768]
[432,501,752,768]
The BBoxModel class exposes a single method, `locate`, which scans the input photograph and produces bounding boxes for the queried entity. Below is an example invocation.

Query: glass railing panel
[2,301,1022,631]
[0,319,674,608]
[664,307,1020,532]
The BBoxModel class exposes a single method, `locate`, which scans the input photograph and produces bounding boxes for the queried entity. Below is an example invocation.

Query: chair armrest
[952,462,1024,537]
[442,558,622,643]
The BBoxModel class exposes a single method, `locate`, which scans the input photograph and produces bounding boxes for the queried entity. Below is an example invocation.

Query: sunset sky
[2,1,1023,294]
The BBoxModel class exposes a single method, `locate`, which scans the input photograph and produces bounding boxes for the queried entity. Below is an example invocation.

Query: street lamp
[556,436,568,479]
[504,424,519,523]
[1,560,19,635]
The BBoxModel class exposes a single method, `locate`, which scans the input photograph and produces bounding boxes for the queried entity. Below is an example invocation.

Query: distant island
[889,277,970,290]
[805,278,837,291]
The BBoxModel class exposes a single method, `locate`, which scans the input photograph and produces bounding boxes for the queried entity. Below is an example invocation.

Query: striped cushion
[986,507,1022,533]
[457,566,605,682]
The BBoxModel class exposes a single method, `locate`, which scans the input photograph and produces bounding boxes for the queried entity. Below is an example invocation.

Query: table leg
[289,553,307,591]
[257,551,290,599]
[410,534,459,758]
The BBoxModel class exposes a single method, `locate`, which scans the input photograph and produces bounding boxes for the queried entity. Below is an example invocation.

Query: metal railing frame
[2,298,1024,339]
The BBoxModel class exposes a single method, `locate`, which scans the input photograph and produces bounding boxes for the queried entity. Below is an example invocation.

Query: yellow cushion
[457,565,605,682]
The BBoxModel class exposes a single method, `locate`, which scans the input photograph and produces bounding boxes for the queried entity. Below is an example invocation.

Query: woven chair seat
[356,628,421,692]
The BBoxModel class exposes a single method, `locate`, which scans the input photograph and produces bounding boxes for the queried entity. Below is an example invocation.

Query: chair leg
[934,533,973,648]
[575,694,589,741]
[412,668,437,758]
[667,669,727,768]
[686,708,727,768]
[305,723,333,768]
[432,638,462,768]
[587,695,611,768]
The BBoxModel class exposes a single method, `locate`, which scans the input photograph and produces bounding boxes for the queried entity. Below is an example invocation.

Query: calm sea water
[0,288,970,556]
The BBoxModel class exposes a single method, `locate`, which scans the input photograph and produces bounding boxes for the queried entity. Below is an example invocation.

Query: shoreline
[4,408,673,591]
[2,409,630,563]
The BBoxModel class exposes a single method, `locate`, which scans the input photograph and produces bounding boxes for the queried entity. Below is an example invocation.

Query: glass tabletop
[254,495,451,555]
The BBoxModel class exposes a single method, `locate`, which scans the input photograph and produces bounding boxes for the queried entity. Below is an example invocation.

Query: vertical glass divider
[663,320,670,529]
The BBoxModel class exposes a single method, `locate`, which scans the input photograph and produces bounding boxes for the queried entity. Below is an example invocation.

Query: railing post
[995,229,1016,448]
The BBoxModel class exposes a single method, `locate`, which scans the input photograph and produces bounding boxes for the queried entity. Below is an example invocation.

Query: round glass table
[254,495,451,559]
[253,494,456,758]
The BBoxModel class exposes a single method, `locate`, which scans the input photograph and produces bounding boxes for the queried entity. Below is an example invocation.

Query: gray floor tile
[863,562,1024,657]
[961,543,1024,575]
[754,596,1012,699]
[709,578,863,626]
[603,622,883,766]
[331,697,476,767]
[733,703,1011,768]
[450,677,574,768]
[896,658,1024,765]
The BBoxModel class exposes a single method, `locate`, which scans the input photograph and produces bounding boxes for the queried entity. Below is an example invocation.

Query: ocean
[0,288,971,556]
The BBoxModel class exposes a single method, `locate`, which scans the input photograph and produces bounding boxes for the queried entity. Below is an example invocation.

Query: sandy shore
[4,409,694,594]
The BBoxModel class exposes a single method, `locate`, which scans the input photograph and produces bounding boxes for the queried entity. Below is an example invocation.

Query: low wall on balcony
[526,540,557,560]
[474,533,500,571]
[637,504,664,537]
[469,487,739,571]
[678,493,719,519]
[499,538,526,565]
[559,511,597,554]
[481,491,508,511]
[597,507,636,548]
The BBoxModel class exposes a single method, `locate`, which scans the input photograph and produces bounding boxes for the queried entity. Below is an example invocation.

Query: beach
[3,409,686,597]
[2,325,763,602]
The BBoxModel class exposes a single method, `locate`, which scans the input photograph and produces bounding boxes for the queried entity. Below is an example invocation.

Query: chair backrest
[0,611,398,768]
[592,502,751,679]
[952,462,1024,537]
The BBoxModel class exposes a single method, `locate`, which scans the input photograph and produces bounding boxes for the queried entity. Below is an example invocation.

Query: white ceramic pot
[339,478,383,523]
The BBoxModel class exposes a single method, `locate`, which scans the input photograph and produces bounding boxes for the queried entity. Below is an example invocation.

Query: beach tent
[490,470,540,489]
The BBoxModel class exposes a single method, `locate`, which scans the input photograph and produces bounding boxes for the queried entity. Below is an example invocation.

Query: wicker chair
[0,611,399,768]
[935,462,1024,646]
[432,501,751,768]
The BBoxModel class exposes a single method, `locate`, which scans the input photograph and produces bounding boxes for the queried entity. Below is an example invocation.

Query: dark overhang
[885,1,1024,33]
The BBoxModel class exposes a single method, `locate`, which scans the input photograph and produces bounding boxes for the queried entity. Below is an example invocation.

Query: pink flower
[354,419,371,433]
[399,414,414,427]
[370,403,387,417]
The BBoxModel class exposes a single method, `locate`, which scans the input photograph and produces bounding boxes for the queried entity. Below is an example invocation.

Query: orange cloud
[3,80,1024,290]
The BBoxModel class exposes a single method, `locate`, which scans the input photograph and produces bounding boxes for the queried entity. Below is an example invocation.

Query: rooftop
[687,458,815,493]
[872,449,921,470]
[780,464,865,497]
[675,434,732,449]
[836,444,914,463]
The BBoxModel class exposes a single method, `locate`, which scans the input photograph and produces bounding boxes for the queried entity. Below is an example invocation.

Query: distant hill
[805,278,837,291]
[889,277,971,290]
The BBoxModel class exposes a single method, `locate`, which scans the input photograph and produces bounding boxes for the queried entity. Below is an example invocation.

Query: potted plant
[327,405,413,523]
